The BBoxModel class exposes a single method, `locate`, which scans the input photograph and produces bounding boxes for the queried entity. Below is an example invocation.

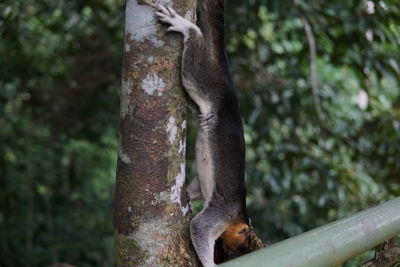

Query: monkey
[156,1,252,266]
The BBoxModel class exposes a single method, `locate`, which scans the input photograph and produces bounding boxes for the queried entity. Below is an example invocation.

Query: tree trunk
[113,0,198,266]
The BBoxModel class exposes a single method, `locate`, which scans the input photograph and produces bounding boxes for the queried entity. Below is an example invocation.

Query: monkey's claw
[155,5,175,24]
[155,5,195,35]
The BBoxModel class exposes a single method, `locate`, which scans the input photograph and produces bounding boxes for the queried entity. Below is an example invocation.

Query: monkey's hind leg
[190,206,228,267]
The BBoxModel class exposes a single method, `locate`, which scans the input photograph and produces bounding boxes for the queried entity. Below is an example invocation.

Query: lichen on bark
[113,0,198,266]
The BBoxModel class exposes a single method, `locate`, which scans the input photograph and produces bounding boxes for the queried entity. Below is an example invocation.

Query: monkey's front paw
[155,5,194,34]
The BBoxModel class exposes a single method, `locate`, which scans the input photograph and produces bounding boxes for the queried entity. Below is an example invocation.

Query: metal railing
[221,197,400,267]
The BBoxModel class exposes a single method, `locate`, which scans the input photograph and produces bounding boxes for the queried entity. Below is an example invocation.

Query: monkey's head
[221,222,252,255]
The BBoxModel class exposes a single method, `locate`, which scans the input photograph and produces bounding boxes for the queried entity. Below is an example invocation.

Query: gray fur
[156,2,248,266]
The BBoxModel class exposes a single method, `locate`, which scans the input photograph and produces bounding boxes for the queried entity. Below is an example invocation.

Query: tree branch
[301,15,327,126]
[301,15,359,147]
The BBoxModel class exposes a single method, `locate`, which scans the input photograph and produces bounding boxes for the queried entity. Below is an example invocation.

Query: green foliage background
[0,0,399,266]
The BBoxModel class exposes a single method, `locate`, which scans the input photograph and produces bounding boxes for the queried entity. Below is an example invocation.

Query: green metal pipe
[221,197,400,267]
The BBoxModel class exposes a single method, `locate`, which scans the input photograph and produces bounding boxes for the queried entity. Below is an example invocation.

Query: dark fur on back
[201,0,227,60]
[201,0,248,223]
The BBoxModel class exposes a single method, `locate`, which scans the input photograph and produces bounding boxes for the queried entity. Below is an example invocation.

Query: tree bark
[361,247,400,267]
[113,0,198,266]
[361,239,400,267]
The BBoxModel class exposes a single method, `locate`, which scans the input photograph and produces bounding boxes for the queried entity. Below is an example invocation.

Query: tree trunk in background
[113,0,198,266]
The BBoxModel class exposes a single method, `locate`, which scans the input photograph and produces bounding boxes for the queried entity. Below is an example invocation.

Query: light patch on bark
[125,43,131,52]
[159,0,173,5]
[154,39,165,47]
[170,163,186,214]
[125,0,164,47]
[166,116,178,144]
[184,10,195,21]
[147,56,154,64]
[151,191,170,205]
[121,80,133,118]
[179,120,186,155]
[141,72,166,96]
[181,204,190,215]
[120,152,132,164]
[119,146,132,164]
[178,138,186,154]
[128,206,132,212]
[127,220,173,265]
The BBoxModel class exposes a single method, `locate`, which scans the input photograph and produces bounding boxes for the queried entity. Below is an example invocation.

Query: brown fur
[221,222,252,254]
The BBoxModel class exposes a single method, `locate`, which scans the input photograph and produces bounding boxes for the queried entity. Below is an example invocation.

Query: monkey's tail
[201,0,227,59]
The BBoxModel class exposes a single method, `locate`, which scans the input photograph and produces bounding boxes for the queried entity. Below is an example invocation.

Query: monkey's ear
[248,218,254,232]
